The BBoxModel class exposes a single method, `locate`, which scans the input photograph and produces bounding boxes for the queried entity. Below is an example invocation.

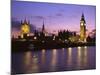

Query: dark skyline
[11,0,96,37]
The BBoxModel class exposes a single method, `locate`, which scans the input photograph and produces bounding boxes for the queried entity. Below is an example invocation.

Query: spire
[24,18,27,24]
[42,20,45,32]
[21,20,23,24]
[27,20,30,25]
[82,13,84,18]
[81,13,86,24]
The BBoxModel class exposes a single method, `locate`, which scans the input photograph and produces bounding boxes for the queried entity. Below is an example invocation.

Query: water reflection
[23,51,32,73]
[12,46,95,74]
[83,46,88,67]
[41,49,46,65]
[23,51,39,73]
[62,48,65,62]
[23,51,32,66]
[67,47,72,66]
[31,58,39,73]
[62,48,64,51]
[50,49,57,71]
[51,49,57,66]
[77,46,88,69]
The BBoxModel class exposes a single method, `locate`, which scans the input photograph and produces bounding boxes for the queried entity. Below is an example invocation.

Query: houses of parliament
[18,13,87,42]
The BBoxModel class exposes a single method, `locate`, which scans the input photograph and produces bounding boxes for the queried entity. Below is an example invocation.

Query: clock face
[81,23,84,26]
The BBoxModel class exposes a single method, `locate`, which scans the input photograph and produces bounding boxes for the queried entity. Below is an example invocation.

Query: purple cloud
[56,13,63,17]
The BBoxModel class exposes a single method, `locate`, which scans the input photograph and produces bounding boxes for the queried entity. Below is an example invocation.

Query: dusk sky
[11,0,96,36]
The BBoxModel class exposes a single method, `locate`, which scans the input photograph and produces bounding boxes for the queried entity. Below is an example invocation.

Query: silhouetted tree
[58,30,75,41]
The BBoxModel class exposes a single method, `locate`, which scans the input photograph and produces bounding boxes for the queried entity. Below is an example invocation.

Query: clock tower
[80,13,86,42]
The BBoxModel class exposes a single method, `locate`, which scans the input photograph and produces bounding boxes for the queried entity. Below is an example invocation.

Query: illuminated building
[80,13,86,42]
[20,19,30,38]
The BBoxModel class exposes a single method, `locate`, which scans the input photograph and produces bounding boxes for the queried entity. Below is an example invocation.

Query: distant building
[42,21,45,34]
[41,21,48,36]
[80,13,86,42]
[20,19,30,38]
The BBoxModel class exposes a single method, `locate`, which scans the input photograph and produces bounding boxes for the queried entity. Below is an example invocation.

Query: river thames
[12,46,96,74]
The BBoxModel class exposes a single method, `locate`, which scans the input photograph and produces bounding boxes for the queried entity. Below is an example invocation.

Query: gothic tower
[41,20,48,36]
[42,21,45,34]
[80,13,86,42]
[20,19,30,38]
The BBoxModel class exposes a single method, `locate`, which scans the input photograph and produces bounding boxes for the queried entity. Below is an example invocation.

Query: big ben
[80,13,86,42]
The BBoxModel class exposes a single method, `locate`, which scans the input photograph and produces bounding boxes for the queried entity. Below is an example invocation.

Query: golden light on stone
[20,19,30,39]
[80,13,86,42]
[21,24,30,34]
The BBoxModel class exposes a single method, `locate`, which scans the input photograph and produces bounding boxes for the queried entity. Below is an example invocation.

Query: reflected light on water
[31,62,39,73]
[62,48,64,51]
[84,46,87,56]
[53,49,57,54]
[78,46,81,56]
[23,51,34,73]
[51,49,57,65]
[41,49,46,65]
[68,47,72,56]
[83,46,88,66]
[42,49,46,54]
[12,46,95,73]
[77,46,88,69]
[31,52,39,73]
[24,51,32,66]
[67,47,72,65]
[50,49,57,71]
[84,46,87,49]
[77,46,82,68]
[62,48,65,57]
[23,50,39,73]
